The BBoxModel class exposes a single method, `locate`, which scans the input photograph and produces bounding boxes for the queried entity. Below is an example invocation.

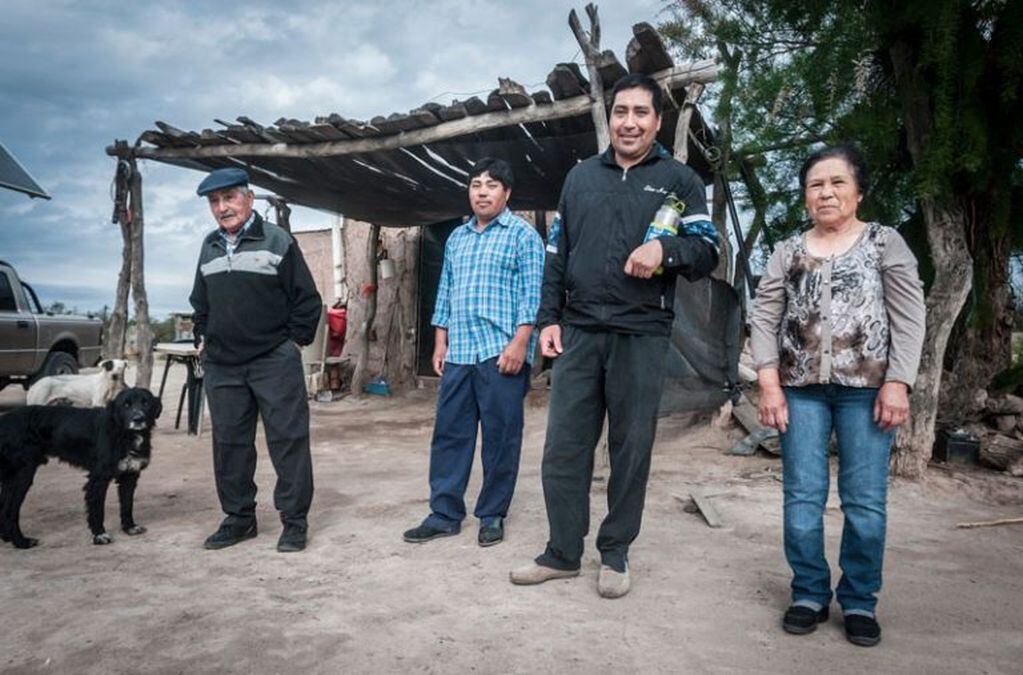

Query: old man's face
[207,187,254,233]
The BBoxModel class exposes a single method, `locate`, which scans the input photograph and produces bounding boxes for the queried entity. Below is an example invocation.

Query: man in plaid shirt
[403,158,544,547]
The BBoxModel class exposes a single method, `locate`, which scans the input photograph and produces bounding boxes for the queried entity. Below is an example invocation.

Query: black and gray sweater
[189,214,322,365]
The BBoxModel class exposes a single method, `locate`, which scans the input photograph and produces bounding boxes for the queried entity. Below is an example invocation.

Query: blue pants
[424,358,530,530]
[781,385,893,615]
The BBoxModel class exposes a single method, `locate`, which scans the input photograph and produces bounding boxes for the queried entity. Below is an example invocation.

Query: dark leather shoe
[203,521,257,550]
[782,605,829,634]
[403,522,459,543]
[478,518,504,547]
[277,524,307,553]
[844,614,881,647]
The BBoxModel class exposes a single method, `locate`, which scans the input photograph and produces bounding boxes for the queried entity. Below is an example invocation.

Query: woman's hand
[874,381,910,431]
[757,368,788,433]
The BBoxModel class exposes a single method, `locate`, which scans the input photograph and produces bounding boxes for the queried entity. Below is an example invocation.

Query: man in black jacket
[510,74,719,597]
[189,168,322,553]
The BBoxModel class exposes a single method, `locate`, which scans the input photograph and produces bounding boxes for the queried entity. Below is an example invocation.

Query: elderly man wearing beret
[189,168,322,552]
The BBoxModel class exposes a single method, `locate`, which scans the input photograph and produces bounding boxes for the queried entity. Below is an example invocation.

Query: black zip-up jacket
[537,143,718,336]
[189,214,322,365]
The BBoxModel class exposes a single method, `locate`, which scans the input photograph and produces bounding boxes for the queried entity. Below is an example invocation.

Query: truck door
[0,267,37,376]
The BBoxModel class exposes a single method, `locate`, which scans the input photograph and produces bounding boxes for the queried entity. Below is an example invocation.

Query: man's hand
[196,338,205,357]
[874,381,910,431]
[539,325,563,358]
[432,344,447,377]
[497,338,528,375]
[624,239,663,279]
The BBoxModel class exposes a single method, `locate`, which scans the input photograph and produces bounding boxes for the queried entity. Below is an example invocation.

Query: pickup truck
[0,260,103,391]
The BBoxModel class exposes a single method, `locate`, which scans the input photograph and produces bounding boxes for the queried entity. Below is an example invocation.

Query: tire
[30,351,79,385]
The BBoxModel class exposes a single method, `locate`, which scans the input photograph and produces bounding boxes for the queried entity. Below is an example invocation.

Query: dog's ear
[151,393,163,421]
[102,360,113,372]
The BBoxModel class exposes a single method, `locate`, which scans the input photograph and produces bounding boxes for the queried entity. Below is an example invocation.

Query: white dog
[27,359,128,407]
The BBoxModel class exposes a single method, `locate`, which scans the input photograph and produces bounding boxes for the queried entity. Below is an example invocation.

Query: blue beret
[196,168,250,196]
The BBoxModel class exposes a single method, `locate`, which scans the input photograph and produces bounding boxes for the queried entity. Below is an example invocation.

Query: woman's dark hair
[469,157,514,190]
[798,143,870,196]
[610,73,664,116]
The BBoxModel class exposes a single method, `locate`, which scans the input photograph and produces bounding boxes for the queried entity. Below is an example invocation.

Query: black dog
[0,387,162,549]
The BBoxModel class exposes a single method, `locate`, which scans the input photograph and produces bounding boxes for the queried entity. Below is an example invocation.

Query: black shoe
[478,518,504,547]
[782,605,830,635]
[203,521,257,550]
[403,523,459,543]
[277,524,307,553]
[844,614,882,647]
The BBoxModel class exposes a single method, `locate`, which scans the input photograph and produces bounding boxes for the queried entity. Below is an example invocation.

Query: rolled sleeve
[881,231,926,387]
[750,245,787,370]
[431,246,453,329]
[515,228,545,326]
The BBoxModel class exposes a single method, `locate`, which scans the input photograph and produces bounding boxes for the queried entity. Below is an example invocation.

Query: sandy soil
[1,367,1021,674]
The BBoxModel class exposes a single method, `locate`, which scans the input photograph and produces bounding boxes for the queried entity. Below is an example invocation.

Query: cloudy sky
[1,0,669,317]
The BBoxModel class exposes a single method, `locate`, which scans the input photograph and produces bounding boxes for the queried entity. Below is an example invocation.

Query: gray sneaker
[597,564,631,598]
[509,562,580,585]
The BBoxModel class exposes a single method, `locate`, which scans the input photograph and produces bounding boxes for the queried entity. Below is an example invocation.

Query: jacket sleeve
[659,168,719,281]
[537,174,572,329]
[280,237,323,346]
[188,256,208,349]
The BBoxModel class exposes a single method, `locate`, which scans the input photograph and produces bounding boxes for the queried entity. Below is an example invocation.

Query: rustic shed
[106,16,739,411]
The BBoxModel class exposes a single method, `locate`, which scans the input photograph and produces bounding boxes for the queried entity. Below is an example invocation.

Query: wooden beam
[127,61,719,161]
[674,83,705,164]
[569,4,611,153]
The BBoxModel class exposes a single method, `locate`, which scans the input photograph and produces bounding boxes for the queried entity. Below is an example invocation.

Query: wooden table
[154,342,204,435]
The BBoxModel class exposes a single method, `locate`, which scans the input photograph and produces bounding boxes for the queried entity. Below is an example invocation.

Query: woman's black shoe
[844,614,882,647]
[782,605,829,634]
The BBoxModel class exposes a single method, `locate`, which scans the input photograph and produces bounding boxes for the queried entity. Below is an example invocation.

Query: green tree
[661,0,1023,477]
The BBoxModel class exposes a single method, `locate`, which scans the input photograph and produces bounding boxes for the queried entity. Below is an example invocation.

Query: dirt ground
[1,365,1022,675]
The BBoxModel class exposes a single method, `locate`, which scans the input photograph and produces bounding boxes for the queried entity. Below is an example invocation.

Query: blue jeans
[781,384,893,615]
[424,358,530,531]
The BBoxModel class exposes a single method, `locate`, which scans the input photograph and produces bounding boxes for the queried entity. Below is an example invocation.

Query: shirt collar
[600,141,670,168]
[464,207,512,232]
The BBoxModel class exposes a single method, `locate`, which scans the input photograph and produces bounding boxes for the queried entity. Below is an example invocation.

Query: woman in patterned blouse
[750,143,926,647]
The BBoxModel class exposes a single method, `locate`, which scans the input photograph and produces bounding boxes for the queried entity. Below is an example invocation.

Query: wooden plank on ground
[690,491,724,528]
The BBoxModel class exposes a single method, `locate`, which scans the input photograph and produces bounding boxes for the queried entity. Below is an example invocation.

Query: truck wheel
[31,351,79,384]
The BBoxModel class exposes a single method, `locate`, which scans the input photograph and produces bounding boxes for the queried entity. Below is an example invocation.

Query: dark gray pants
[203,341,313,528]
[537,326,669,572]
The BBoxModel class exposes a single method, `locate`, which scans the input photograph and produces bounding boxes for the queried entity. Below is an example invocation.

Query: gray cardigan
[750,223,926,388]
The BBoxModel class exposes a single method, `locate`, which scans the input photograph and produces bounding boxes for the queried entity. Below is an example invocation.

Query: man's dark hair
[798,143,871,196]
[610,73,664,116]
[469,157,515,190]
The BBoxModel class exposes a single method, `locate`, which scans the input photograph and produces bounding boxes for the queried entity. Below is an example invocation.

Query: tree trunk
[889,40,974,478]
[128,157,153,390]
[941,217,1013,422]
[891,199,972,478]
[351,224,380,397]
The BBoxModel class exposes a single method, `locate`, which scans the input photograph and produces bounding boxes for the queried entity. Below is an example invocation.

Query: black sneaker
[203,521,257,550]
[844,614,882,647]
[478,518,504,547]
[277,524,307,553]
[403,523,459,543]
[782,605,830,634]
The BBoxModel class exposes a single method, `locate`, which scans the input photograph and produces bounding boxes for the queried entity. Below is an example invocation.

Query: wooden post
[569,4,611,152]
[351,224,380,397]
[104,149,131,360]
[673,83,705,164]
[127,154,154,390]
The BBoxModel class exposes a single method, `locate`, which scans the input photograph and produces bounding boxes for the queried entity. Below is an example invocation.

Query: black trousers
[537,326,669,572]
[203,341,314,528]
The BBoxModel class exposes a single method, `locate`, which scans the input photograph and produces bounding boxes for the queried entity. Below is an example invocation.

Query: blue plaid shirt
[217,212,256,256]
[432,208,545,365]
